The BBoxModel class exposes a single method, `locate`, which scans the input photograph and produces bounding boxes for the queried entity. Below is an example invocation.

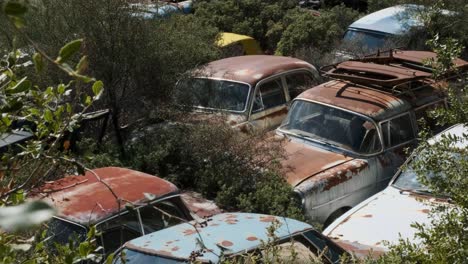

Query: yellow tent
[216,32,263,55]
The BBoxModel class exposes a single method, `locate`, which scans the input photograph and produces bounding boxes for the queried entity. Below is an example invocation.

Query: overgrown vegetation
[0,0,467,263]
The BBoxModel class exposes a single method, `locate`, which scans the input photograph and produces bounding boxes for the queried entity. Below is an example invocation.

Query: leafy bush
[84,120,304,220]
[275,5,360,56]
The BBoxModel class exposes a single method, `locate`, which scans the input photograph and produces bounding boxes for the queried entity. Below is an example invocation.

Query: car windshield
[279,100,382,154]
[114,249,185,264]
[177,78,250,112]
[392,153,463,193]
[343,29,389,50]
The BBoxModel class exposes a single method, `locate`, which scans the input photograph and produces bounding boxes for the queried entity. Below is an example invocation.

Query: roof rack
[320,49,466,97]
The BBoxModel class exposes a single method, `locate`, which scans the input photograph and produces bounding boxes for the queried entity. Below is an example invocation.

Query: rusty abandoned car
[176,55,320,132]
[114,213,349,263]
[323,124,467,258]
[31,167,202,256]
[276,50,468,227]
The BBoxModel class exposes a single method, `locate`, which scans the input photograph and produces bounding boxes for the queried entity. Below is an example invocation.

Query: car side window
[139,200,186,234]
[252,78,286,112]
[98,211,142,254]
[381,114,415,148]
[285,72,317,99]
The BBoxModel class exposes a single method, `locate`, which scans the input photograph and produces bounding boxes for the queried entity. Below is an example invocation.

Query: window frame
[283,69,320,101]
[248,68,318,120]
[95,195,192,255]
[379,112,417,150]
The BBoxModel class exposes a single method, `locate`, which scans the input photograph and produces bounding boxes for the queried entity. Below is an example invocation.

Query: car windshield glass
[177,78,250,112]
[114,249,185,264]
[343,30,388,50]
[280,100,382,154]
[392,153,463,193]
[46,218,87,245]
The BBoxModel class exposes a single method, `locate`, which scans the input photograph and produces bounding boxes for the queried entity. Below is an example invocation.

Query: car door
[248,77,289,131]
[376,112,417,190]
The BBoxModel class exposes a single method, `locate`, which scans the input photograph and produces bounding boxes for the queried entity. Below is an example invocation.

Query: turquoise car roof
[348,5,423,35]
[124,213,312,262]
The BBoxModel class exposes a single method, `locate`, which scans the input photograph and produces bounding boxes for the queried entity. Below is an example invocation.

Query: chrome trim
[277,98,385,158]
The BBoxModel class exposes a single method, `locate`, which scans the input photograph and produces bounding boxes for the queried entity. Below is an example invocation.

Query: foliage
[84,121,305,221]
[0,1,106,263]
[275,5,360,56]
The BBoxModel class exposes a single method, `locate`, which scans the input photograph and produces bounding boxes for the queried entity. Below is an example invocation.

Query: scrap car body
[177,55,320,132]
[114,213,349,263]
[31,167,219,256]
[276,50,468,226]
[323,124,467,258]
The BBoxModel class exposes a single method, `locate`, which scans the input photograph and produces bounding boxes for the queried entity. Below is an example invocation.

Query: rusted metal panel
[31,167,179,225]
[180,191,222,218]
[123,213,313,262]
[297,80,410,120]
[280,137,354,187]
[198,55,315,86]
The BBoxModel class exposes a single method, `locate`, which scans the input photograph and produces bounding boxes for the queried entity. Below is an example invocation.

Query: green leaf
[56,39,83,64]
[85,95,92,106]
[75,55,89,74]
[0,201,56,232]
[57,84,66,95]
[7,77,31,94]
[92,80,103,98]
[44,109,53,122]
[33,53,44,73]
[0,100,23,113]
[4,2,28,16]
[105,253,115,264]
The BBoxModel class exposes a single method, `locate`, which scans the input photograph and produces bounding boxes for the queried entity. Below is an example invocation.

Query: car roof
[298,50,463,120]
[123,212,312,262]
[348,5,423,35]
[429,123,468,148]
[31,167,179,225]
[296,80,439,121]
[196,55,315,85]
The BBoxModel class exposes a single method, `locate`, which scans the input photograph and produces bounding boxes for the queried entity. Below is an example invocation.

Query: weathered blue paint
[123,213,312,262]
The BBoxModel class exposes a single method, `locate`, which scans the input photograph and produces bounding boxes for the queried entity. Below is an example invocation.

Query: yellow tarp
[216,32,263,55]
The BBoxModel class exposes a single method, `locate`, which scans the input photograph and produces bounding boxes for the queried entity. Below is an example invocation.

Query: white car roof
[348,5,423,35]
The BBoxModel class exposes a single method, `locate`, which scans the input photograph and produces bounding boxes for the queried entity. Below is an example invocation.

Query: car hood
[280,136,355,187]
[323,186,441,258]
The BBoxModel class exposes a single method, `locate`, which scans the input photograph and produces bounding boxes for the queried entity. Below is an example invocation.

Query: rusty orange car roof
[31,167,179,225]
[296,80,444,121]
[197,55,315,85]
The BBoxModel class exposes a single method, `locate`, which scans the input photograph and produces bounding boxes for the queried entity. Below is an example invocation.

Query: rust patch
[259,215,276,222]
[220,240,233,247]
[171,246,180,252]
[362,214,372,218]
[320,160,369,191]
[419,209,430,214]
[183,229,197,236]
[247,236,258,241]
